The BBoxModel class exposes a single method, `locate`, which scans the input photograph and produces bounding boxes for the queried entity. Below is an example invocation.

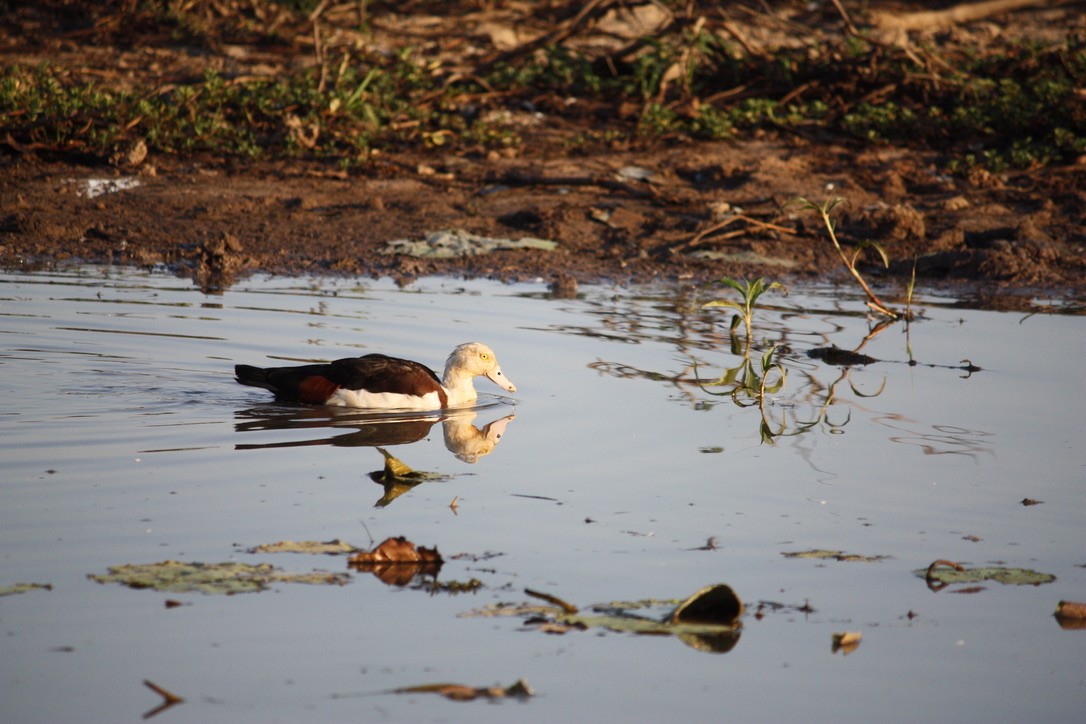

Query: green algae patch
[89,560,350,595]
[0,582,52,597]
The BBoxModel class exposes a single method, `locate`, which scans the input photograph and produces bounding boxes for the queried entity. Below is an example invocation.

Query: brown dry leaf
[832,631,863,655]
[347,536,443,586]
[1055,600,1086,629]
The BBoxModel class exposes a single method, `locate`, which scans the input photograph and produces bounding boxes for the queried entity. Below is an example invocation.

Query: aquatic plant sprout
[701,276,783,341]
[796,197,898,318]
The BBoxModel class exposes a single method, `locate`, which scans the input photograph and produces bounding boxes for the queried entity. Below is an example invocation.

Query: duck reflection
[234,404,516,463]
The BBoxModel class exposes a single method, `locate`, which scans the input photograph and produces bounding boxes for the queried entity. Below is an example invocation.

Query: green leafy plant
[796,198,898,318]
[702,276,783,340]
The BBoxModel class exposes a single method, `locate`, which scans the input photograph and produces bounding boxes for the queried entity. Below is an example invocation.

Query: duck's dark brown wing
[235,354,445,405]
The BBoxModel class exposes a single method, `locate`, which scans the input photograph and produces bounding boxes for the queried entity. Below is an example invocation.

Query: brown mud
[2,2,1084,308]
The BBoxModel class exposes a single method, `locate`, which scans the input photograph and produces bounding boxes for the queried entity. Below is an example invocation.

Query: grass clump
[2,3,1081,171]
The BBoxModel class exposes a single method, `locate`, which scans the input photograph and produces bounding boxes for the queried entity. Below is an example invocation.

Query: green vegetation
[0,3,1081,170]
[702,276,783,341]
[796,197,898,319]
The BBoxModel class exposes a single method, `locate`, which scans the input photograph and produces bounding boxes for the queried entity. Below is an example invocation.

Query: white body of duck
[235,342,516,410]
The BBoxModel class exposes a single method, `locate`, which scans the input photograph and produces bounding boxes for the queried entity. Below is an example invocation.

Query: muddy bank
[3,145,1083,308]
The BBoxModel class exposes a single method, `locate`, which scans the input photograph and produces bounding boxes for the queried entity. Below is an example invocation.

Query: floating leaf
[669,584,743,625]
[89,560,350,595]
[0,582,52,597]
[1055,600,1086,629]
[783,549,890,562]
[348,536,443,586]
[370,447,451,507]
[832,631,862,655]
[916,563,1056,587]
[465,584,743,653]
[248,539,358,555]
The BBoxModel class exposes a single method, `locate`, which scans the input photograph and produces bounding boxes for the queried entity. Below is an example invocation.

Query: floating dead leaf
[1054,600,1086,629]
[669,584,744,626]
[370,447,450,507]
[832,631,863,655]
[248,539,358,555]
[89,560,350,595]
[917,560,1056,589]
[348,536,443,586]
[783,549,890,562]
[0,582,52,597]
[390,678,533,701]
[414,578,483,595]
[465,584,743,654]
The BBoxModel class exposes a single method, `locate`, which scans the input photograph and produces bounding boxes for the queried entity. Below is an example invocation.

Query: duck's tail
[234,364,274,391]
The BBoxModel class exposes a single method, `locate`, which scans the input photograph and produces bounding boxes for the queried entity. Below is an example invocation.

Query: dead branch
[872,0,1050,35]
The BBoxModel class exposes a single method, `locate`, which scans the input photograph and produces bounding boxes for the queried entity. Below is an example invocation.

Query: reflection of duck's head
[443,412,516,463]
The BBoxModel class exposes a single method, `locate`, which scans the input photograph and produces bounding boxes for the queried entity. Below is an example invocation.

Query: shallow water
[1,266,1083,722]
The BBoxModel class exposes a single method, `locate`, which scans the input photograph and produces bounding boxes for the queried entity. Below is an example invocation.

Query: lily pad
[915,565,1056,586]
[383,229,558,258]
[0,582,52,597]
[89,560,350,595]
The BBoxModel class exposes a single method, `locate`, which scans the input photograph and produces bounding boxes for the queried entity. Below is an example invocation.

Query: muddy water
[1,266,1083,722]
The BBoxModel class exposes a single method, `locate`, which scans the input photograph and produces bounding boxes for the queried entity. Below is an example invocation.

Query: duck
[235,342,516,409]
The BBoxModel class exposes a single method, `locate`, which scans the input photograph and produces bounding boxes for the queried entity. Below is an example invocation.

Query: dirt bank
[2,1,1084,308]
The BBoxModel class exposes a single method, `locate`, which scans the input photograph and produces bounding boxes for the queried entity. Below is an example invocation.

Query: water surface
[1,266,1083,722]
